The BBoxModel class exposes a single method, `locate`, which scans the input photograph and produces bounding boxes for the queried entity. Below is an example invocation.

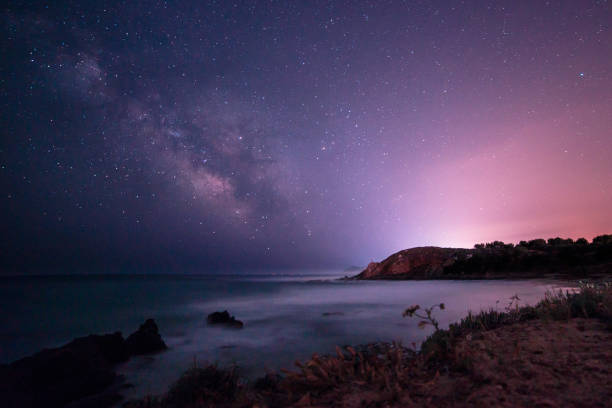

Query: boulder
[0,332,128,408]
[126,319,168,355]
[207,311,244,328]
[0,320,168,408]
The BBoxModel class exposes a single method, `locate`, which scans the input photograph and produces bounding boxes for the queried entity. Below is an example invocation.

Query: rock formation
[0,319,166,408]
[207,311,244,328]
[355,246,471,279]
[126,318,168,355]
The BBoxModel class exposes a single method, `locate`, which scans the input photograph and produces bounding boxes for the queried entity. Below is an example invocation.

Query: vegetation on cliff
[355,234,612,280]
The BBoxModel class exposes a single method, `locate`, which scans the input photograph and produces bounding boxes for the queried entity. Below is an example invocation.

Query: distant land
[352,234,612,280]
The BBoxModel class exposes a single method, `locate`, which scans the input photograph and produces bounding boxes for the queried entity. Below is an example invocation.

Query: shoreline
[2,279,610,407]
[122,281,612,407]
[346,272,612,281]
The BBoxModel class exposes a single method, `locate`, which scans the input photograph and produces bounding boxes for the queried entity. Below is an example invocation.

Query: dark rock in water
[322,311,344,317]
[207,310,244,328]
[0,320,169,408]
[0,332,128,408]
[126,319,168,355]
[207,310,232,324]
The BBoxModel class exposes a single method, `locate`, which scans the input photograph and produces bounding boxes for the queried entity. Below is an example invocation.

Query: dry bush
[124,365,248,408]
[262,342,420,406]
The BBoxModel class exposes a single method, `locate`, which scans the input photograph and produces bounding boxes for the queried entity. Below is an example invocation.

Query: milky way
[1,1,611,273]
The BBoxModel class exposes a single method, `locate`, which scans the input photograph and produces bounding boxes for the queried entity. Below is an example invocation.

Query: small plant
[506,294,521,312]
[403,303,445,331]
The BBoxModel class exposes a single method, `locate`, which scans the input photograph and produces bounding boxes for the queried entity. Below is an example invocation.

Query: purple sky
[1,1,611,272]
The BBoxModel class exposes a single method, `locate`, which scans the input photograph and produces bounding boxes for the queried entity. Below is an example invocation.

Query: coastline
[346,270,612,281]
[123,281,612,407]
[3,279,609,407]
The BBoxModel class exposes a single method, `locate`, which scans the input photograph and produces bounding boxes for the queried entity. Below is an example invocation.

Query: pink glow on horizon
[385,103,612,252]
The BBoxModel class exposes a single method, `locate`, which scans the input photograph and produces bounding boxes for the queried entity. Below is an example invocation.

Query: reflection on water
[0,273,572,400]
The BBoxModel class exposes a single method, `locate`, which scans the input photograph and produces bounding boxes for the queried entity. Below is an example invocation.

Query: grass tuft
[124,365,244,408]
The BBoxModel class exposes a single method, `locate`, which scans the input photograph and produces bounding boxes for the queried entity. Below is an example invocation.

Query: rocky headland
[356,246,471,279]
[352,234,612,280]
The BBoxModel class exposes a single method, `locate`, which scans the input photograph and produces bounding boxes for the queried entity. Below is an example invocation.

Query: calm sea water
[0,272,571,400]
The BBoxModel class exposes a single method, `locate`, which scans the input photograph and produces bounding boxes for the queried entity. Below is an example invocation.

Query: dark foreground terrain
[123,282,612,408]
[0,319,166,408]
[354,234,612,280]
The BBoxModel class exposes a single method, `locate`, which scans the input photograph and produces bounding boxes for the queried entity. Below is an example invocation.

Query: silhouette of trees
[593,234,612,245]
[443,234,612,278]
[527,239,546,249]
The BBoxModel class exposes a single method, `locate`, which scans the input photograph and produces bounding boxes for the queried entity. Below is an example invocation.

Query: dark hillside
[354,235,612,280]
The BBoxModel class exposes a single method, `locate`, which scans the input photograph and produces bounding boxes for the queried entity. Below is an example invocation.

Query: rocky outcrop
[0,333,128,408]
[0,319,166,408]
[353,237,612,280]
[207,311,244,328]
[354,246,471,280]
[126,319,167,355]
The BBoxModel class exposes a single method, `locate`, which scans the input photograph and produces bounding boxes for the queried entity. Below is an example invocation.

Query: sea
[0,271,573,401]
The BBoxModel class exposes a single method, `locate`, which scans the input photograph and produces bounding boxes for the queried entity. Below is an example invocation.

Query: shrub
[166,365,240,407]
[413,282,612,362]
[125,365,242,408]
[593,234,612,245]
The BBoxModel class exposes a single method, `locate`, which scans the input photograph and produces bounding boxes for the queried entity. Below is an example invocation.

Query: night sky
[1,1,611,273]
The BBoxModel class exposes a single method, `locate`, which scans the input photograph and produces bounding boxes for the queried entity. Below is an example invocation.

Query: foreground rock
[126,318,168,355]
[0,319,166,408]
[0,333,128,408]
[207,311,244,328]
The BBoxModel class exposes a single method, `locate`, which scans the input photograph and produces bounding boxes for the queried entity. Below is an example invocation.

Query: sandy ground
[395,318,612,407]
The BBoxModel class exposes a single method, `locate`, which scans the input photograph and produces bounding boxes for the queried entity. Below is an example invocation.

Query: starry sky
[1,1,611,273]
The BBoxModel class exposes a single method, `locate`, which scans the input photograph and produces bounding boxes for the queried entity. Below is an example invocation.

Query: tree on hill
[593,234,612,245]
[527,239,546,249]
